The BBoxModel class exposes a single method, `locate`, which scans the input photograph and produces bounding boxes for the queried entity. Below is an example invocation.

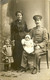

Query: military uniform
[30,26,48,53]
[30,15,48,70]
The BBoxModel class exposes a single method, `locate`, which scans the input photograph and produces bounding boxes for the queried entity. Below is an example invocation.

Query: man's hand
[34,41,38,46]
[34,42,40,49]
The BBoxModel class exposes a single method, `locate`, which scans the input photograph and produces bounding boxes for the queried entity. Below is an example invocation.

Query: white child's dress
[3,45,14,63]
[21,39,34,54]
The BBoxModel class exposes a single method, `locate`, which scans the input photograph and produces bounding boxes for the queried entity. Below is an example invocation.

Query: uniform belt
[34,41,43,43]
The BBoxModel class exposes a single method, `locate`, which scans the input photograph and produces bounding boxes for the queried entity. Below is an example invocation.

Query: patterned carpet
[0,49,50,80]
[0,63,50,80]
[0,70,24,77]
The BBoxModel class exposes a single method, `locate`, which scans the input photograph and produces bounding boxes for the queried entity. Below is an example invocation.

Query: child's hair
[4,38,11,45]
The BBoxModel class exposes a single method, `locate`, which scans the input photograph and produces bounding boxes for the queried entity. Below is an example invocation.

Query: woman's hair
[15,10,23,16]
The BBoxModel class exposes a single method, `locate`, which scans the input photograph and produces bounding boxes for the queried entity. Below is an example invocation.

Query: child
[21,34,34,54]
[2,39,14,71]
[21,35,37,74]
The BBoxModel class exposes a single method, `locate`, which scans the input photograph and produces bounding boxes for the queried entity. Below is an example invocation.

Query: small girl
[2,39,14,71]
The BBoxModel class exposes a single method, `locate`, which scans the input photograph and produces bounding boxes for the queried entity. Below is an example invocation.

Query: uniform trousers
[35,48,46,69]
[21,50,37,69]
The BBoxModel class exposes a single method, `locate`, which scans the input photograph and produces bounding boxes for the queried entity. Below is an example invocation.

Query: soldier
[30,15,48,72]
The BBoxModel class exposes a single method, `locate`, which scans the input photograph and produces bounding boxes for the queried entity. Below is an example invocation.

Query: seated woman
[21,34,37,74]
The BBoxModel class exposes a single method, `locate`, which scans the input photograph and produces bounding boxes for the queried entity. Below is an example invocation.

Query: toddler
[2,39,14,71]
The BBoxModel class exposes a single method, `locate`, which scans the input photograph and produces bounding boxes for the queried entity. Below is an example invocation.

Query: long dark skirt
[12,39,23,70]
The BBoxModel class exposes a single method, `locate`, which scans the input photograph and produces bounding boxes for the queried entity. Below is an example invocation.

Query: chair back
[46,33,49,51]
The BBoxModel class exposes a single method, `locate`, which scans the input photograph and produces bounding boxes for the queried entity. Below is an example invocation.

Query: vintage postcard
[0,0,50,80]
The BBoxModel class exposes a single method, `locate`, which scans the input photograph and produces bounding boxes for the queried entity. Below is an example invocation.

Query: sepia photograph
[0,0,50,80]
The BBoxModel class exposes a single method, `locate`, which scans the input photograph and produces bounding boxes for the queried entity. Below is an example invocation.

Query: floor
[0,49,50,80]
[0,63,50,80]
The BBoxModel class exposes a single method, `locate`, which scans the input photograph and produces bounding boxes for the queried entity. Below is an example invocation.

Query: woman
[11,11,28,70]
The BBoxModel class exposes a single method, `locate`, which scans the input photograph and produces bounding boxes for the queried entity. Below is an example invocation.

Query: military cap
[33,15,42,21]
[15,10,23,16]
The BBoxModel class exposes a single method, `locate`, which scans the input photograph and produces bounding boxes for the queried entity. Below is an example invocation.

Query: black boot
[20,67,26,72]
[31,67,37,74]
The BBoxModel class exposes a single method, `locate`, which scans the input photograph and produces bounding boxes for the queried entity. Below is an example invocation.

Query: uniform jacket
[30,26,48,53]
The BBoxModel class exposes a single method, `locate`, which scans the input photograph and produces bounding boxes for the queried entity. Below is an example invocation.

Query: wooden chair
[38,33,49,71]
[38,47,49,71]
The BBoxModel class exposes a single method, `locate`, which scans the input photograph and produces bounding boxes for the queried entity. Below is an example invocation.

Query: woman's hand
[12,40,15,46]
